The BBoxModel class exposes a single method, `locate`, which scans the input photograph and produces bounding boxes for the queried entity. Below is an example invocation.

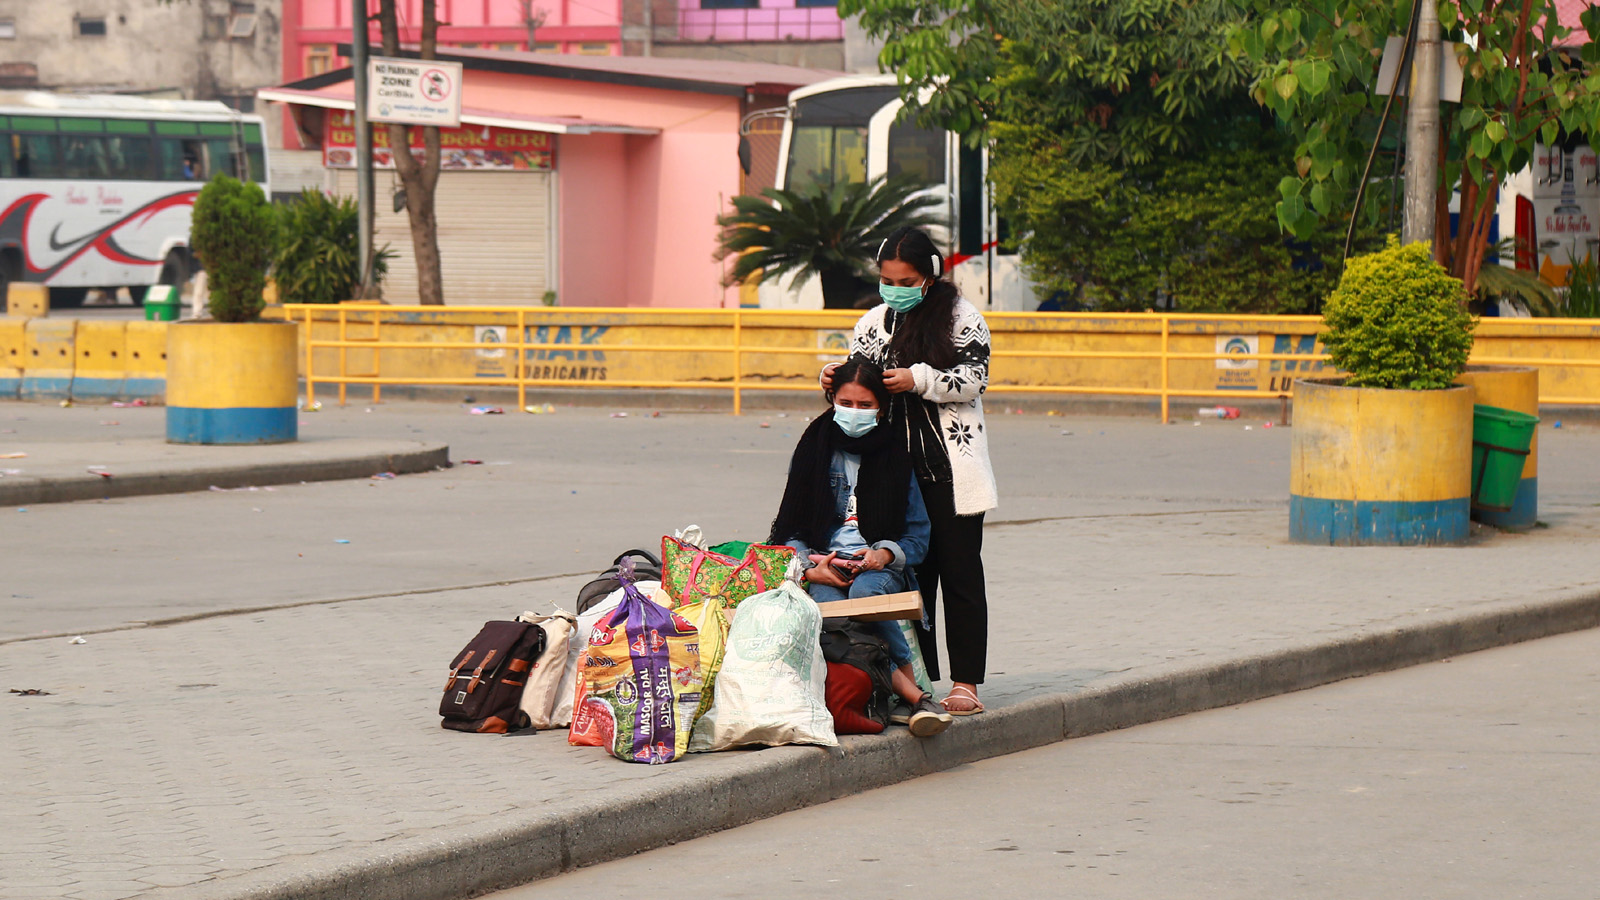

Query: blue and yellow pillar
[1290,379,1475,545]
[166,321,298,444]
[1455,366,1538,530]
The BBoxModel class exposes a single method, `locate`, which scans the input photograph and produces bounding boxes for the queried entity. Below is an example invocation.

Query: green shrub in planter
[1321,237,1476,390]
[190,174,276,322]
[273,189,392,303]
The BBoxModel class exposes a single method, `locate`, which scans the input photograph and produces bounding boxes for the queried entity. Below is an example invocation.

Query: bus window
[788,124,867,191]
[14,133,62,178]
[107,136,154,180]
[61,135,114,179]
[786,86,898,192]
[157,137,207,180]
[0,134,13,178]
[206,137,239,178]
[247,144,266,182]
[887,120,945,186]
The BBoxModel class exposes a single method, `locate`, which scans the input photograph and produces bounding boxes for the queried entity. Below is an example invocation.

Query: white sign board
[1216,335,1258,370]
[368,57,463,128]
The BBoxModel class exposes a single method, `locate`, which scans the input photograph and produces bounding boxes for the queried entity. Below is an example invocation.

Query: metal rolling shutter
[334,169,551,304]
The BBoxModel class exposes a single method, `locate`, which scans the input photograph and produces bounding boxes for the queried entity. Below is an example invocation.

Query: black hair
[875,226,959,370]
[825,357,891,419]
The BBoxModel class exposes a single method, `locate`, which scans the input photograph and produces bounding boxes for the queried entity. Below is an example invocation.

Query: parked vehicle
[0,91,269,308]
[756,74,1034,311]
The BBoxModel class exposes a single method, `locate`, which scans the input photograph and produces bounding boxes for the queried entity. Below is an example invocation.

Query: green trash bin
[143,284,180,322]
[1471,404,1540,512]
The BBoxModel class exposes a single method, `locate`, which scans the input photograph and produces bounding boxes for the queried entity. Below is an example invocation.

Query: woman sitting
[770,359,952,737]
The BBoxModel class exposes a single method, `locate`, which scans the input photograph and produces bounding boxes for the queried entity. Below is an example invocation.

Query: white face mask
[832,404,879,438]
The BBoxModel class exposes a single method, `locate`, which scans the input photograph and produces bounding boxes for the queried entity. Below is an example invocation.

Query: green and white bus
[0,91,268,308]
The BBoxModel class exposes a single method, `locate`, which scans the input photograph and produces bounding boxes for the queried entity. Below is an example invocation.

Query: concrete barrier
[21,319,75,401]
[167,321,299,444]
[0,318,23,399]
[124,321,168,400]
[72,320,129,400]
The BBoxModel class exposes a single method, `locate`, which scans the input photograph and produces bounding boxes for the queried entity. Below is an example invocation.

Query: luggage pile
[439,529,923,764]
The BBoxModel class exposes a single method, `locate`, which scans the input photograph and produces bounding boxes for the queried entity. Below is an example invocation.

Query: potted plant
[1290,237,1477,545]
[715,175,944,309]
[166,174,298,444]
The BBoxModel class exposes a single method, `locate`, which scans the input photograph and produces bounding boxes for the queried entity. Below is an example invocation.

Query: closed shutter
[333,168,552,305]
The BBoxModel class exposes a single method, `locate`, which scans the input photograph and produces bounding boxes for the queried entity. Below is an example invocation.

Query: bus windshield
[785,86,898,191]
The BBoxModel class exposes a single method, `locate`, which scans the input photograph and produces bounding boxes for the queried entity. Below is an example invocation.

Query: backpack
[440,620,547,734]
[575,549,663,613]
[819,618,896,734]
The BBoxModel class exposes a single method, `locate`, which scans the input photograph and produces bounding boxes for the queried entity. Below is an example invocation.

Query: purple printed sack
[569,562,703,764]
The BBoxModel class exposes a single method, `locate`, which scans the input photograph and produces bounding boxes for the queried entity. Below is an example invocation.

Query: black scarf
[769,408,913,552]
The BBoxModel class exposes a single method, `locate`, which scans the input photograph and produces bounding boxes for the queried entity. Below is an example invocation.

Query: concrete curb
[0,443,450,505]
[155,585,1600,900]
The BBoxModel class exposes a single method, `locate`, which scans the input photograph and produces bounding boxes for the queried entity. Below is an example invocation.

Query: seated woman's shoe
[908,693,953,737]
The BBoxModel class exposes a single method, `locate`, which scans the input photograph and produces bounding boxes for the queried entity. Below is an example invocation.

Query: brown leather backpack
[440,620,547,734]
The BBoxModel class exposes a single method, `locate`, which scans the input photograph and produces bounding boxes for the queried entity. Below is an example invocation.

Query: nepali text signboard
[323,111,553,172]
[367,56,463,128]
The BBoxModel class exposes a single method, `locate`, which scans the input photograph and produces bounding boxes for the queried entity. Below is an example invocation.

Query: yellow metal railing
[283,305,1600,422]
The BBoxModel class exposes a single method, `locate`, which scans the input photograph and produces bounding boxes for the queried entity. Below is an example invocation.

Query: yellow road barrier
[278,305,1600,421]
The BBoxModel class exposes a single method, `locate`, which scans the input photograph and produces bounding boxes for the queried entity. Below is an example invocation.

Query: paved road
[494,626,1600,900]
[7,400,1600,641]
[4,399,1600,900]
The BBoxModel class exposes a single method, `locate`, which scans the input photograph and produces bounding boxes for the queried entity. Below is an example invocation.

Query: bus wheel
[50,287,89,308]
[0,251,18,307]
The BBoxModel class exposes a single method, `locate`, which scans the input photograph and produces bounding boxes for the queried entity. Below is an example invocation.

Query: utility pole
[1402,0,1441,245]
[351,0,375,296]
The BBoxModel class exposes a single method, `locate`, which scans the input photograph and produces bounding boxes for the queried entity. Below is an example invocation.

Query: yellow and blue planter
[166,321,298,444]
[1455,366,1538,530]
[1290,378,1474,546]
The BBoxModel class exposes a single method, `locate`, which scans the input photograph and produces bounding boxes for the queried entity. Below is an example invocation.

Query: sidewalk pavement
[5,501,1600,900]
[0,410,447,504]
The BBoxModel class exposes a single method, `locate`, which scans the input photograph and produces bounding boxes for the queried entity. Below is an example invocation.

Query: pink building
[261,48,841,307]
[678,0,844,43]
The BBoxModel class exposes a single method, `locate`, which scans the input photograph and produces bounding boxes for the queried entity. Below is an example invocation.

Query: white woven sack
[689,580,836,751]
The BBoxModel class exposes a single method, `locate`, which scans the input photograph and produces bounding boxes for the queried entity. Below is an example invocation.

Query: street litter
[87,467,113,478]
[335,539,351,544]
[1554,421,1563,428]
[303,401,322,412]
[759,422,771,428]
[1060,430,1073,436]
[1264,421,1275,429]
[208,485,275,492]
[461,459,484,465]
[1,469,21,475]
[1197,406,1241,419]
[371,472,397,480]
[17,508,27,513]
[609,412,629,418]
[0,453,25,459]
[1244,425,1253,430]
[469,406,505,415]
[111,399,149,408]
[524,403,556,414]
[9,689,50,696]
[68,636,86,645]
[58,400,71,408]
[99,421,119,426]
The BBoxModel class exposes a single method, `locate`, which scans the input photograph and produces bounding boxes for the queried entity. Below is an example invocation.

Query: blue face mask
[879,281,926,312]
[833,404,880,438]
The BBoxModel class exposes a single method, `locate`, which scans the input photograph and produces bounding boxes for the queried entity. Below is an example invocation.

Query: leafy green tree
[846,0,1368,311]
[190,174,276,323]
[273,190,393,304]
[716,176,944,308]
[1230,0,1600,294]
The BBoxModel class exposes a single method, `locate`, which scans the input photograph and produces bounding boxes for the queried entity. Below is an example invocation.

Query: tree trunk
[820,267,870,309]
[378,0,445,305]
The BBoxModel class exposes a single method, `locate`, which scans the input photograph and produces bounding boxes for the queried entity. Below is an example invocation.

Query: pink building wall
[677,0,843,42]
[461,70,742,308]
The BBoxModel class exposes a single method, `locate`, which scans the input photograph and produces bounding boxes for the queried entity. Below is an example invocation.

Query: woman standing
[823,226,997,715]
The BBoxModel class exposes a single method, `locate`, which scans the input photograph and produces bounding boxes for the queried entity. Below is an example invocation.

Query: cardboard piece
[814,590,924,622]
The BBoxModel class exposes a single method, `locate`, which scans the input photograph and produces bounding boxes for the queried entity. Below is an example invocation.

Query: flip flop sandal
[941,685,985,717]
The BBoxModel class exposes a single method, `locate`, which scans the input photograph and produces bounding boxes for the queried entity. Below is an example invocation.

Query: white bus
[759,73,1035,311]
[0,92,268,308]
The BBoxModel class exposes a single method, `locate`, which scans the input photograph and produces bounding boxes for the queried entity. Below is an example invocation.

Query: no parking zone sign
[368,56,463,128]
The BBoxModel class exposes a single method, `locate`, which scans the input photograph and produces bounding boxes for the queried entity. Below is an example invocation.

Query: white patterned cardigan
[850,298,999,516]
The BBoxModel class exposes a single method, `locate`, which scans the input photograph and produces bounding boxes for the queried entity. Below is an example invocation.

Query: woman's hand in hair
[883,368,916,393]
[820,363,839,392]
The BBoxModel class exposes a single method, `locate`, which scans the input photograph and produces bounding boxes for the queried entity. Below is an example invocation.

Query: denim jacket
[783,450,931,574]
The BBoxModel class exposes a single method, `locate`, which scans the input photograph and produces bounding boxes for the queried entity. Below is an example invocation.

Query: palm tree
[716,176,946,308]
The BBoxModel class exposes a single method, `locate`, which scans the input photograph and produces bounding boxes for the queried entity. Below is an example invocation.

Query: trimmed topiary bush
[1321,237,1476,390]
[190,174,276,322]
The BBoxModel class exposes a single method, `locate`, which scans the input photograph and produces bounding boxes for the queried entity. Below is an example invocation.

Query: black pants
[912,479,988,685]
